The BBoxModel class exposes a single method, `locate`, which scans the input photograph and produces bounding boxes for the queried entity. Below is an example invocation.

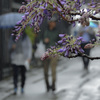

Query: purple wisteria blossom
[11,0,100,60]
[41,34,85,60]
[12,0,100,41]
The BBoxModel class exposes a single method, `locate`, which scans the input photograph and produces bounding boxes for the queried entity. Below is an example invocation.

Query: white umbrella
[0,12,24,28]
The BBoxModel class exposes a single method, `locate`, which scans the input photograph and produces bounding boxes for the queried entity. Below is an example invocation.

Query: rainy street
[0,0,100,100]
[0,46,100,100]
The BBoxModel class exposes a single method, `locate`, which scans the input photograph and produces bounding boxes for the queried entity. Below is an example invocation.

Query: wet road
[4,47,100,100]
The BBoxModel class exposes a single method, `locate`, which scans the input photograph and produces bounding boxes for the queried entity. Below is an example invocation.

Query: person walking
[79,27,96,71]
[43,16,60,92]
[9,32,32,95]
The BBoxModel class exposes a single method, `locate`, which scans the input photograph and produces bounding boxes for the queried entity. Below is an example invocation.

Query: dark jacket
[43,27,60,49]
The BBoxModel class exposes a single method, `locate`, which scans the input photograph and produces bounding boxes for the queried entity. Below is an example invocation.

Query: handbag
[34,41,46,58]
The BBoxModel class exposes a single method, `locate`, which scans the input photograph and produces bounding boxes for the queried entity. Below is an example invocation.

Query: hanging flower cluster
[12,0,100,60]
[41,33,100,60]
[12,0,100,41]
[41,34,85,60]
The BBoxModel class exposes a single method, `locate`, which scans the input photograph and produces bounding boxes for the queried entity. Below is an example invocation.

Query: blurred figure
[79,27,96,71]
[43,16,60,92]
[9,32,32,95]
[25,26,39,67]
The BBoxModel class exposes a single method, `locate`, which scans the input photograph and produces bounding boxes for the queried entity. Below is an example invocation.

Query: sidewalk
[0,58,68,100]
[56,46,100,100]
[1,46,100,100]
[0,68,43,100]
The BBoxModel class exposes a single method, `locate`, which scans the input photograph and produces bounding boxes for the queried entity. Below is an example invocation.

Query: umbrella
[89,22,98,28]
[0,12,24,28]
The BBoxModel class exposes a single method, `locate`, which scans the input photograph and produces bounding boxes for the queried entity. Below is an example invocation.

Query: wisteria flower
[84,43,94,49]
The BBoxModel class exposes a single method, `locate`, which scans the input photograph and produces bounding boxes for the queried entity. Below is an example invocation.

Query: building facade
[0,0,24,80]
[0,0,12,80]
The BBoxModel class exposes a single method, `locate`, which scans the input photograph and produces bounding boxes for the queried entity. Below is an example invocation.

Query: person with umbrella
[9,30,32,95]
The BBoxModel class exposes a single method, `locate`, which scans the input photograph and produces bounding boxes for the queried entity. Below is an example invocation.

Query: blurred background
[0,0,100,100]
[0,0,71,80]
[0,0,25,80]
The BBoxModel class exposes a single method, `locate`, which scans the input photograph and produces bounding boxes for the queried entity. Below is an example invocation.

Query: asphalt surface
[1,46,100,100]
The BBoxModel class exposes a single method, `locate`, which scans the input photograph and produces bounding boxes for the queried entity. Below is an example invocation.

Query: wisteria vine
[41,33,100,60]
[12,0,100,60]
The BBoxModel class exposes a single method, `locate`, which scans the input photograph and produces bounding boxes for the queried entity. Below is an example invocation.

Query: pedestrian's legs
[13,65,19,88]
[12,64,19,94]
[50,57,58,91]
[85,58,89,68]
[82,57,85,67]
[86,49,90,67]
[43,59,50,92]
[20,65,26,89]
[84,49,90,70]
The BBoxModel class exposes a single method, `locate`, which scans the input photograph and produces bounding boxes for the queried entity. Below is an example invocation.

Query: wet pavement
[1,46,100,100]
